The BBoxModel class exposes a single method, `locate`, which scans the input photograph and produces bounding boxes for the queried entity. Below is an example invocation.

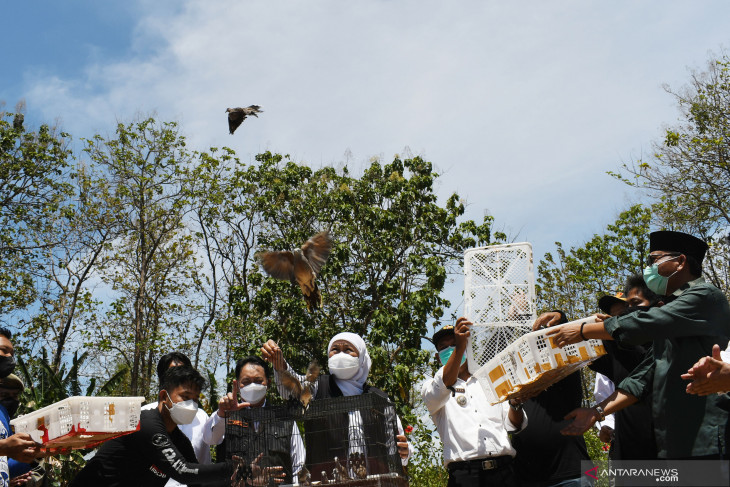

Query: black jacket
[70,408,230,487]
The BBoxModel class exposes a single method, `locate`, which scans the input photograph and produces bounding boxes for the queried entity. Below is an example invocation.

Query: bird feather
[301,232,333,275]
[257,251,296,281]
[257,232,333,311]
[277,368,303,400]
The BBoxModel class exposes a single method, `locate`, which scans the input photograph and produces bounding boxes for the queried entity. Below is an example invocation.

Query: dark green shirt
[603,277,730,458]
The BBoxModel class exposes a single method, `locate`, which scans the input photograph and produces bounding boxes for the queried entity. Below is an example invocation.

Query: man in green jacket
[550,230,730,459]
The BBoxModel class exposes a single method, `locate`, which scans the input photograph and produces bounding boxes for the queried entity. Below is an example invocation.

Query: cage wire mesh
[225,393,407,486]
[464,243,536,372]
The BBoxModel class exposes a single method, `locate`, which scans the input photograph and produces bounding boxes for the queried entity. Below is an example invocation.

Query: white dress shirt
[421,368,527,466]
[203,401,305,477]
[593,372,616,431]
[141,402,212,487]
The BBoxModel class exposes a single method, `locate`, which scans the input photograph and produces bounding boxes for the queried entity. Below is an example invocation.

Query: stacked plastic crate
[10,396,145,451]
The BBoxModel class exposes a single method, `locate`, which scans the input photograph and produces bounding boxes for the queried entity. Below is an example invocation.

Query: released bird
[226,105,263,134]
[257,232,333,311]
[277,360,320,408]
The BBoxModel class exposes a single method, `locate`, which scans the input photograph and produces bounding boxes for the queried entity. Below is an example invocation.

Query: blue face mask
[438,346,467,366]
[643,256,679,295]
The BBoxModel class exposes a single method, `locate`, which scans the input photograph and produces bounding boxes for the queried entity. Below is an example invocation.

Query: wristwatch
[592,404,606,421]
[509,400,523,412]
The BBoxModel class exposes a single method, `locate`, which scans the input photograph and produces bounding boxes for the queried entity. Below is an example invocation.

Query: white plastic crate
[473,316,607,404]
[464,243,537,374]
[11,396,145,451]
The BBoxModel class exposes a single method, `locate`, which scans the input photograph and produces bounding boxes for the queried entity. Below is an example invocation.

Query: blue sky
[3,0,730,328]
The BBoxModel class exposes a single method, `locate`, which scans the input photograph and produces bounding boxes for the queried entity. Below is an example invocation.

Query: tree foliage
[536,204,651,318]
[81,119,200,396]
[200,151,499,418]
[611,51,730,295]
[0,112,73,315]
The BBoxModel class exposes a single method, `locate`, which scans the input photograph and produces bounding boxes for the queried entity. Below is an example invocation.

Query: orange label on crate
[579,346,589,361]
[489,365,506,382]
[495,380,512,399]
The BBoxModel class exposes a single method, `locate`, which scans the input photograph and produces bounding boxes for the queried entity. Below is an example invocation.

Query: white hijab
[328,332,371,396]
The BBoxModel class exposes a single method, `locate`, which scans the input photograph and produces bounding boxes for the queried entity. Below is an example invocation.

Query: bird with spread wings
[226,105,263,134]
[257,232,333,311]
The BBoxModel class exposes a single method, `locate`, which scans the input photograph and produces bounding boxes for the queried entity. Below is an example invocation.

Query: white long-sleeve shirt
[421,368,527,467]
[593,372,616,431]
[141,402,211,487]
[203,403,305,477]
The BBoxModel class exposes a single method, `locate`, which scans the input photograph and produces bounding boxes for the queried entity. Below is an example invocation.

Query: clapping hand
[682,344,730,395]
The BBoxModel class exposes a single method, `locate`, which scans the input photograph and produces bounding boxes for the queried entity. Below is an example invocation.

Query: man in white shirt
[203,356,305,484]
[141,352,212,487]
[421,318,527,487]
[593,373,615,442]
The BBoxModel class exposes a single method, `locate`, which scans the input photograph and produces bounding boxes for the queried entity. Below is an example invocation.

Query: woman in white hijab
[323,332,372,397]
[262,333,411,475]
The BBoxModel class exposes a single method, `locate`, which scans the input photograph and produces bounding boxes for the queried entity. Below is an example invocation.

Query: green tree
[21,160,119,372]
[536,204,651,317]
[0,112,73,316]
[188,147,262,374]
[82,118,200,396]
[611,51,730,295]
[224,152,497,418]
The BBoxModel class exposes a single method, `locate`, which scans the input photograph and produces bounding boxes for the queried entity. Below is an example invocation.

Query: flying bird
[226,105,263,135]
[277,360,320,408]
[257,232,333,311]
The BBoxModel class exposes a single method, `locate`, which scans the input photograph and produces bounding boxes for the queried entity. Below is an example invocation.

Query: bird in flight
[226,105,263,134]
[277,360,320,408]
[257,232,333,311]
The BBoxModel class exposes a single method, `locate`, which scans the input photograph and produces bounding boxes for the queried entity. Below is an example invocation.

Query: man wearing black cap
[589,275,661,461]
[550,231,730,460]
[421,318,527,486]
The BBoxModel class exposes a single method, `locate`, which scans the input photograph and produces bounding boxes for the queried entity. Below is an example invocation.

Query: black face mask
[0,398,19,417]
[0,355,16,379]
[620,305,651,316]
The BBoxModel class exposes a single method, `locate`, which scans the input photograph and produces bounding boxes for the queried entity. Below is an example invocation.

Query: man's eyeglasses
[647,252,681,264]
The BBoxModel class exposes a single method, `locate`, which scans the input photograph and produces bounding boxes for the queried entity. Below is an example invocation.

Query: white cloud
[22,0,730,263]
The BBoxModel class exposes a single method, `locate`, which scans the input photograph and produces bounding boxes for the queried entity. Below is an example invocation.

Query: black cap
[0,373,23,390]
[650,231,708,264]
[432,324,455,346]
[598,293,626,314]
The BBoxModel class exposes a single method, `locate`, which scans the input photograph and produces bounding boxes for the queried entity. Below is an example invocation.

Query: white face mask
[239,383,267,404]
[328,352,360,380]
[164,392,198,425]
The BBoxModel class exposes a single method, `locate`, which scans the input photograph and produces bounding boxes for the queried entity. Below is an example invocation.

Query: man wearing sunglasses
[549,231,730,461]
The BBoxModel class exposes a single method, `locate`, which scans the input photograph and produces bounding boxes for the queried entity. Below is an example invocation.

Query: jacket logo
[229,419,249,428]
